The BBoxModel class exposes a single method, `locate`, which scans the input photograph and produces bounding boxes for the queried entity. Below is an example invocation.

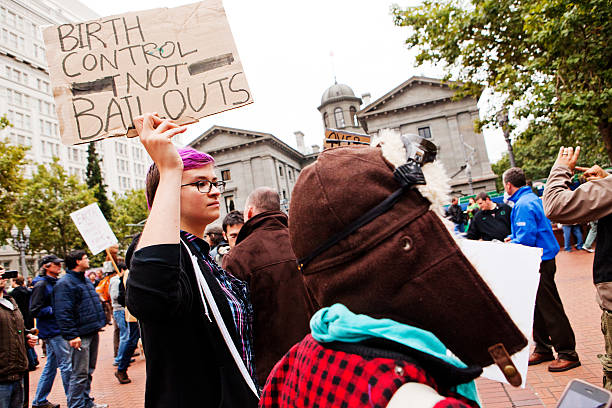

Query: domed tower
[318,83,364,133]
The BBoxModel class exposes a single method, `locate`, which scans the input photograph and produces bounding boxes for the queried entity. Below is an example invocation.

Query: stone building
[355,76,497,195]
[0,0,152,194]
[189,126,318,219]
[318,82,365,134]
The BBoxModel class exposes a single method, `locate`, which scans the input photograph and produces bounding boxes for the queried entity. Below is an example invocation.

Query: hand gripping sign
[43,0,252,145]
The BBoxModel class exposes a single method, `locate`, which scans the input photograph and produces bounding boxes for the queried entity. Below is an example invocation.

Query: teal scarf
[311,304,480,405]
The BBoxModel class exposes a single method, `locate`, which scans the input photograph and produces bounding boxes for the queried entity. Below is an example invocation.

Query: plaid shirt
[261,335,479,408]
[181,231,256,382]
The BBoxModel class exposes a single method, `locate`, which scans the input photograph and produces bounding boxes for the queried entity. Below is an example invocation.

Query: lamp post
[497,110,516,167]
[10,224,31,276]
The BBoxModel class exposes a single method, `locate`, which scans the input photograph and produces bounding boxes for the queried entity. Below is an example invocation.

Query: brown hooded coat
[223,211,314,385]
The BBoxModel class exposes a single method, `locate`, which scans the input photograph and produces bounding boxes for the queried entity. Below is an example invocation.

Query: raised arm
[543,146,612,224]
[134,113,186,250]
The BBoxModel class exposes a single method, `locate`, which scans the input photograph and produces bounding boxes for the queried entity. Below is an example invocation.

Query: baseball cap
[38,254,64,268]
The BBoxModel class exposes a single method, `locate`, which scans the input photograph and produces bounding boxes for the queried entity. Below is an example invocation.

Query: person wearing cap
[30,254,71,408]
[54,250,107,408]
[260,130,528,407]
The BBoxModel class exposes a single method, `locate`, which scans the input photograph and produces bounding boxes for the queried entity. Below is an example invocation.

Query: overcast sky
[79,0,508,162]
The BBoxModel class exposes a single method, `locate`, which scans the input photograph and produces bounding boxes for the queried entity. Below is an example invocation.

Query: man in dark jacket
[30,254,71,408]
[10,275,33,330]
[466,192,512,241]
[0,267,37,408]
[54,250,107,408]
[223,187,313,385]
[445,197,466,234]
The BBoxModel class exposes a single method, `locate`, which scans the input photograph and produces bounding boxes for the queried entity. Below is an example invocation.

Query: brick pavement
[25,249,602,407]
[27,326,146,407]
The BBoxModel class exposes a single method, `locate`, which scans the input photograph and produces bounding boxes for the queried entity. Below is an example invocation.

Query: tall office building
[0,0,151,193]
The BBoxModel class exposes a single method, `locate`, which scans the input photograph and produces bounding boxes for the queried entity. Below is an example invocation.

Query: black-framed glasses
[181,180,226,194]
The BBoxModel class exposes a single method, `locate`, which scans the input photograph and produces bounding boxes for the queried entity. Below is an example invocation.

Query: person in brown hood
[260,130,529,407]
[223,187,313,386]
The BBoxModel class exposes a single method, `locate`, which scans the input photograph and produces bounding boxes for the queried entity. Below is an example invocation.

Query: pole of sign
[105,247,120,275]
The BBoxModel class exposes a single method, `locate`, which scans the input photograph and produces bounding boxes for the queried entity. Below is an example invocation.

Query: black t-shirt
[466,203,512,241]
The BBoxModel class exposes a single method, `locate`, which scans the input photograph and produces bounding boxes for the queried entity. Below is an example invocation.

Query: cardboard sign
[43,1,252,145]
[323,128,371,150]
[457,240,542,387]
[70,203,118,255]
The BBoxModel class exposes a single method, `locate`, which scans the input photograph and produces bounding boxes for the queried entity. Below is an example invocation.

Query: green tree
[15,159,95,257]
[0,118,28,245]
[86,142,112,220]
[110,189,148,249]
[392,0,612,164]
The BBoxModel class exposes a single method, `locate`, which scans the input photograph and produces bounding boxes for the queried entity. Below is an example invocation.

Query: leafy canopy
[15,158,95,258]
[393,0,612,175]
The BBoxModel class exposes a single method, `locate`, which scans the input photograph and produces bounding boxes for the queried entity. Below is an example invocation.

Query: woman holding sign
[126,114,258,408]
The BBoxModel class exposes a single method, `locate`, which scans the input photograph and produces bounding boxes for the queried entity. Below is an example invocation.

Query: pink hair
[145,148,215,209]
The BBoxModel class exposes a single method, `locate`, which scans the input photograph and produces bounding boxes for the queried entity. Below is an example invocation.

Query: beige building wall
[190,128,306,220]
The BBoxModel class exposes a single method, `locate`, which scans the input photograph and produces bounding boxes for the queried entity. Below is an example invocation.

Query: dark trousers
[532,259,579,361]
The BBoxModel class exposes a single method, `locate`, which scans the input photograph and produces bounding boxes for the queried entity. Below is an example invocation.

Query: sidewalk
[26,249,602,407]
[27,326,146,407]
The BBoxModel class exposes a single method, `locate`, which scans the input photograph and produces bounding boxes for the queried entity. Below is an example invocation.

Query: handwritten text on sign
[70,203,118,255]
[43,1,252,145]
[323,128,371,150]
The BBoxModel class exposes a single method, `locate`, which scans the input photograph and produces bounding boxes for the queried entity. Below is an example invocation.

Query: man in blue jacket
[54,250,107,408]
[503,167,580,372]
[30,254,71,408]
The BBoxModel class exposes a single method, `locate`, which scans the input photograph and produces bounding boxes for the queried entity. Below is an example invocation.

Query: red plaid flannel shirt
[260,334,479,408]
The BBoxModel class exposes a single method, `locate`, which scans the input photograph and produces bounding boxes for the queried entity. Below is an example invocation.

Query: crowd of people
[1,114,611,408]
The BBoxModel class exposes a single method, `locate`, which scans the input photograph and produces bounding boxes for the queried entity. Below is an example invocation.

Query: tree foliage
[0,121,28,245]
[110,189,148,250]
[86,142,112,220]
[15,159,95,257]
[392,0,612,166]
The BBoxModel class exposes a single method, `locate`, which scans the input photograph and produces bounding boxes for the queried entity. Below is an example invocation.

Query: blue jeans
[118,322,140,371]
[0,379,23,408]
[67,333,99,408]
[33,335,72,405]
[113,310,129,364]
[562,225,583,251]
[454,222,466,235]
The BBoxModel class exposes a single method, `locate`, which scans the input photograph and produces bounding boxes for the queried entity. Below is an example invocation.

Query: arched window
[323,112,329,128]
[334,107,345,128]
[350,106,357,126]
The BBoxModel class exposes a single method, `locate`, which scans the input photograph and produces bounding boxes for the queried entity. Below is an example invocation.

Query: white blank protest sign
[43,0,252,145]
[457,240,542,388]
[70,203,118,255]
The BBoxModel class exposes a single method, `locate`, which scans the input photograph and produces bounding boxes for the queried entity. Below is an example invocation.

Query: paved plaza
[26,249,602,407]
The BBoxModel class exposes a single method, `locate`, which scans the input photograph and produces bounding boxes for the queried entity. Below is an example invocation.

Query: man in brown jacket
[0,267,37,408]
[543,146,612,388]
[223,187,313,386]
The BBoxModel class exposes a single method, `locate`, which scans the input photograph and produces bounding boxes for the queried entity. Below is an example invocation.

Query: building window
[221,169,231,181]
[334,107,345,128]
[350,106,358,126]
[282,190,287,200]
[323,112,329,128]
[225,196,235,213]
[278,166,283,176]
[418,126,432,139]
